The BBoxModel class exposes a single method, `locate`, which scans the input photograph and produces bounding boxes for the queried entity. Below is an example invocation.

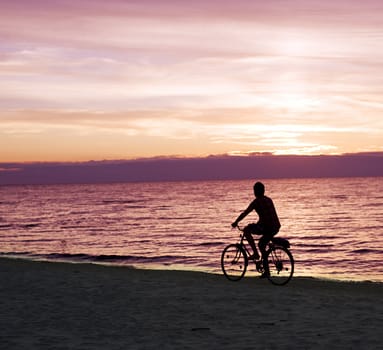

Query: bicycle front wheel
[266,246,294,286]
[221,244,248,281]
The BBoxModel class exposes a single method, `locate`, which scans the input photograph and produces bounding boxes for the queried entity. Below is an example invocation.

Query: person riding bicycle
[231,181,281,276]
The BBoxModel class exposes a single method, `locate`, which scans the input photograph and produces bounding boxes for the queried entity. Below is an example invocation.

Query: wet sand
[1,258,382,349]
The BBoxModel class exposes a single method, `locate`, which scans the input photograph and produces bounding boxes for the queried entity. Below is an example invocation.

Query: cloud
[0,167,22,172]
[1,0,383,160]
[1,152,383,185]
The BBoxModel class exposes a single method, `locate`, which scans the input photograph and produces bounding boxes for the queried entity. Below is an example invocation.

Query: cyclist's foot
[260,272,270,279]
[248,253,260,260]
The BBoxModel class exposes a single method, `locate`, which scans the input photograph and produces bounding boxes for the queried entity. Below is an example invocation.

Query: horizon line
[2,151,383,166]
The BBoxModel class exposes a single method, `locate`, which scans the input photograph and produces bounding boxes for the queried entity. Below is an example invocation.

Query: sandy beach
[1,258,382,349]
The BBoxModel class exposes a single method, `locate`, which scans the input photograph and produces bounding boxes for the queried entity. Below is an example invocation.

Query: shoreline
[1,254,383,284]
[1,257,383,349]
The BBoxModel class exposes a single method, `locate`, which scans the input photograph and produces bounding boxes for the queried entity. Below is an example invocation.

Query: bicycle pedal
[255,261,264,272]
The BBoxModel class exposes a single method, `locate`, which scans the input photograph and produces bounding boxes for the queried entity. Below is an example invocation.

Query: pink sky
[1,0,383,162]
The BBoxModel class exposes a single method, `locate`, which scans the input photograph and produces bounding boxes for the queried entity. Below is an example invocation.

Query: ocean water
[0,177,382,282]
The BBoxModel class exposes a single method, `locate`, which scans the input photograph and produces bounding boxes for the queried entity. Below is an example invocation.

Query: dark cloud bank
[1,153,383,185]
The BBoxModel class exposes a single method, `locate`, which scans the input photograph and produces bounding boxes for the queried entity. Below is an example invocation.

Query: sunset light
[1,0,383,162]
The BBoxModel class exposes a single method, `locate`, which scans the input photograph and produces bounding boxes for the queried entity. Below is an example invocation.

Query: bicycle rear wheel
[221,244,248,281]
[266,246,294,286]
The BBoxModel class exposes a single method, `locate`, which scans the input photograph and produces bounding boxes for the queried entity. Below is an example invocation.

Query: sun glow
[278,35,313,57]
[269,92,321,111]
[261,71,323,112]
[1,1,383,162]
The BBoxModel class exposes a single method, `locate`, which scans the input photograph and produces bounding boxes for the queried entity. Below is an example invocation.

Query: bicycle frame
[222,225,294,285]
[237,233,253,258]
[235,226,264,261]
[235,226,287,273]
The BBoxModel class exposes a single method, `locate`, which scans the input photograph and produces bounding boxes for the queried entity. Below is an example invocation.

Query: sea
[1,177,382,282]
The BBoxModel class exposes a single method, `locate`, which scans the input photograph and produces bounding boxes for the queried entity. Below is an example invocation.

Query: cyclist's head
[253,181,265,197]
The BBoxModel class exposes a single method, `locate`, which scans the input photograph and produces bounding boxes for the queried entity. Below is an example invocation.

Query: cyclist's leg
[258,233,274,274]
[244,224,260,259]
[258,234,271,256]
[258,228,279,257]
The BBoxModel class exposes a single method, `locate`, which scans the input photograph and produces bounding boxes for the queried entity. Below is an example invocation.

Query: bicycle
[221,225,294,285]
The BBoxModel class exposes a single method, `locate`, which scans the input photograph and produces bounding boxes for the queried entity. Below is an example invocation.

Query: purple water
[1,177,382,282]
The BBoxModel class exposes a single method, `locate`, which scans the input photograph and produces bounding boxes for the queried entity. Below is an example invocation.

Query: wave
[0,223,41,230]
[0,224,13,230]
[198,242,226,247]
[102,199,146,205]
[294,243,334,248]
[362,202,383,208]
[0,251,191,266]
[351,248,383,255]
[22,223,41,229]
[299,235,339,240]
[304,248,328,254]
[0,201,17,205]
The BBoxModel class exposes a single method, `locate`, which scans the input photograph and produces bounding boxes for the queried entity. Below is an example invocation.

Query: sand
[1,258,382,350]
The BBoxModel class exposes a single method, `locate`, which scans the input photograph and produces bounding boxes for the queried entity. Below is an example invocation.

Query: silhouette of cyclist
[231,182,280,276]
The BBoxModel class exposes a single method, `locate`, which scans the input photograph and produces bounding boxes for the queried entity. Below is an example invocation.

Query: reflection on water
[0,177,382,282]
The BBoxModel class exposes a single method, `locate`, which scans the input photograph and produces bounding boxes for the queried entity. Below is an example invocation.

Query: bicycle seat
[271,237,290,248]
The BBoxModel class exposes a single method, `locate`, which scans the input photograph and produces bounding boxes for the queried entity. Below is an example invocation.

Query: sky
[1,0,383,162]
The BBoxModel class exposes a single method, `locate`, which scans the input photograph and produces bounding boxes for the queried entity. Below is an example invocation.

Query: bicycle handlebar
[232,224,244,232]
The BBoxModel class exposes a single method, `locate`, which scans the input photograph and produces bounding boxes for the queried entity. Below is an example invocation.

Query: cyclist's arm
[232,202,254,227]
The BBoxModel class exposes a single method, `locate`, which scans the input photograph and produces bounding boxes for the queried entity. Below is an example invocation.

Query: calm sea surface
[1,177,382,282]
